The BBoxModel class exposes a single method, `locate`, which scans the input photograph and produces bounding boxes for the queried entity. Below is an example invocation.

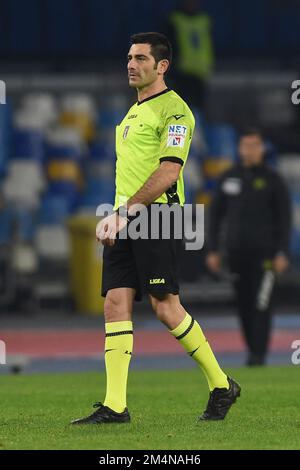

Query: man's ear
[158,59,169,75]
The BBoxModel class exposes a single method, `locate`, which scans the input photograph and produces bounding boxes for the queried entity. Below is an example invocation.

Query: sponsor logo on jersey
[167,124,187,148]
[173,114,185,120]
[128,114,138,119]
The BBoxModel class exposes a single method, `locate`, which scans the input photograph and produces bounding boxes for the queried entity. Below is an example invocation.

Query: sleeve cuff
[159,156,184,166]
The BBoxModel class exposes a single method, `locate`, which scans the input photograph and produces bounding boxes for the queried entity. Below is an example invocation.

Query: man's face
[127,43,165,89]
[238,135,265,167]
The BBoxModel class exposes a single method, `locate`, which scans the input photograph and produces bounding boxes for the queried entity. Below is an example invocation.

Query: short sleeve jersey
[114,88,195,210]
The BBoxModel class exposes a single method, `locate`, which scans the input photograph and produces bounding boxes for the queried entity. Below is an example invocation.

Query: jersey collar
[137,88,171,106]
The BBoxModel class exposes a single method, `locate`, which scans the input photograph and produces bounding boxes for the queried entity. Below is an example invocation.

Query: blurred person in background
[164,0,214,109]
[206,128,291,366]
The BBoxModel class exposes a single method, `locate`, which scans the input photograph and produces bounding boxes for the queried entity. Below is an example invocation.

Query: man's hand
[206,252,221,273]
[96,213,128,247]
[273,253,289,274]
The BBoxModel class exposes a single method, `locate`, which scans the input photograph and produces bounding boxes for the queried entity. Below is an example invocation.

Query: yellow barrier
[196,191,212,206]
[67,215,104,315]
[202,158,233,178]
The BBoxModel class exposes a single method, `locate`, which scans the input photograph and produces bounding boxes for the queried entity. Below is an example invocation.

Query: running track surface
[2,328,299,359]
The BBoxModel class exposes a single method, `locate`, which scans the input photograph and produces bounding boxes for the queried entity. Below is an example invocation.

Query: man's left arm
[126,112,194,213]
[125,161,181,214]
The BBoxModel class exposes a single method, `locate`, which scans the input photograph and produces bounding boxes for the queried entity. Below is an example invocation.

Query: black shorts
[101,205,183,301]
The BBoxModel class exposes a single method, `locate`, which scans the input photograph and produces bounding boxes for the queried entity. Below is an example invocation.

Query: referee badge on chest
[123,125,130,139]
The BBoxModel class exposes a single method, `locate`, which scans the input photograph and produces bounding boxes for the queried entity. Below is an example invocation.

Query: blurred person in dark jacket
[206,128,291,366]
[164,0,214,109]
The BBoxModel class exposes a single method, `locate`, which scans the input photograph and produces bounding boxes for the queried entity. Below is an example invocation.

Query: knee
[104,294,130,323]
[150,294,186,329]
[152,298,173,325]
[104,296,119,322]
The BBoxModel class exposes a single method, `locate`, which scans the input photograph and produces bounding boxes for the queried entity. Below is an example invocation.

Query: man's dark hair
[239,127,264,141]
[130,32,172,74]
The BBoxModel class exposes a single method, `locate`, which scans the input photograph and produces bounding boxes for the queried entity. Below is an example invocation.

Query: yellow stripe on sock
[105,320,133,334]
[170,312,193,338]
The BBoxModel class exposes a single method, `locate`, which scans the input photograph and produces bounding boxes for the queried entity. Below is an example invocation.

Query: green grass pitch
[0,366,299,450]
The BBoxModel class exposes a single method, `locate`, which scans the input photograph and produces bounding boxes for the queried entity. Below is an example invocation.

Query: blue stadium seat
[7,0,44,54]
[0,206,36,243]
[45,142,82,161]
[203,179,218,192]
[234,0,270,52]
[0,208,13,244]
[294,193,300,205]
[206,124,237,160]
[0,101,12,177]
[291,229,300,257]
[89,142,115,161]
[13,128,45,161]
[38,194,73,225]
[47,181,80,210]
[191,107,207,131]
[274,4,300,55]
[1,0,299,62]
[80,178,115,207]
[183,182,195,205]
[13,206,36,242]
[99,109,126,130]
[202,0,235,53]
[264,141,278,168]
[84,0,122,56]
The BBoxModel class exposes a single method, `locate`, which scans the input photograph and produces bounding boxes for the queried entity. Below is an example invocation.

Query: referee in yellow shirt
[71,32,240,425]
